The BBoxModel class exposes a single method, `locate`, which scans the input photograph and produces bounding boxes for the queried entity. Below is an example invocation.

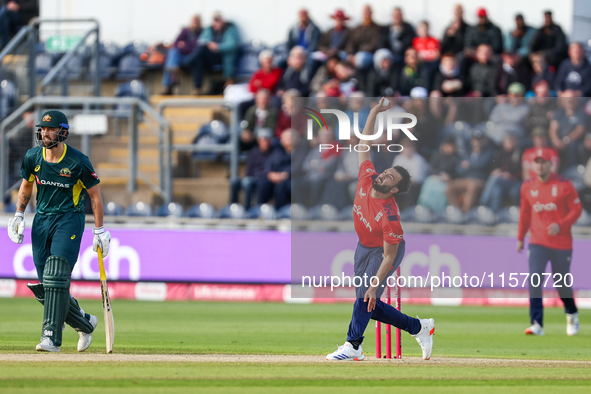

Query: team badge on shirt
[530,190,539,197]
[60,168,71,177]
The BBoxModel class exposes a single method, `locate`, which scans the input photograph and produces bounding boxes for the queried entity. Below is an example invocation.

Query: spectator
[317,9,351,58]
[345,5,382,70]
[497,53,532,94]
[487,82,529,145]
[530,52,556,89]
[241,89,277,151]
[344,92,370,136]
[366,48,397,97]
[287,9,320,54]
[0,1,21,50]
[230,128,275,209]
[479,133,523,212]
[397,47,429,96]
[446,130,494,213]
[468,44,498,97]
[505,14,535,57]
[548,90,587,168]
[554,42,591,97]
[276,46,311,97]
[521,127,560,179]
[194,11,240,94]
[258,129,293,209]
[529,10,568,69]
[161,15,202,95]
[293,127,339,207]
[417,136,460,213]
[441,4,469,55]
[432,52,466,97]
[575,132,591,166]
[319,134,360,209]
[383,7,416,65]
[310,55,340,95]
[403,87,440,159]
[392,138,429,210]
[275,89,303,138]
[524,81,556,136]
[248,50,283,94]
[413,21,440,63]
[326,60,357,96]
[464,8,503,56]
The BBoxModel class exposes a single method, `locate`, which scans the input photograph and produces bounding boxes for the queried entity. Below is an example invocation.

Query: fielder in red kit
[517,148,582,336]
[326,98,435,361]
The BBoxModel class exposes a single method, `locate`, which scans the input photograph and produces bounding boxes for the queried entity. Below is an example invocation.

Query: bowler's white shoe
[36,337,60,352]
[77,314,98,352]
[412,317,435,360]
[525,321,545,336]
[326,342,364,361]
[566,313,579,336]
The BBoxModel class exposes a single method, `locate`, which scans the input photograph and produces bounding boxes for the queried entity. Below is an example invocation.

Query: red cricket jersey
[521,147,560,179]
[518,173,582,250]
[353,160,404,248]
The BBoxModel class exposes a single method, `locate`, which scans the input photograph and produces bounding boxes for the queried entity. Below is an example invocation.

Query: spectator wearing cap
[464,8,503,56]
[230,128,275,209]
[317,9,351,58]
[530,52,556,90]
[479,133,523,212]
[287,9,320,54]
[529,11,568,69]
[468,44,498,97]
[441,4,470,56]
[548,90,587,168]
[382,7,416,66]
[0,1,21,50]
[248,50,283,94]
[431,52,466,97]
[446,130,494,213]
[366,48,397,97]
[161,15,202,95]
[392,138,429,210]
[497,52,532,94]
[487,82,529,145]
[397,48,429,96]
[554,42,591,97]
[521,128,559,179]
[241,89,277,152]
[345,5,382,70]
[194,11,241,93]
[276,46,311,97]
[418,136,460,213]
[505,14,535,57]
[258,129,293,209]
[524,81,556,136]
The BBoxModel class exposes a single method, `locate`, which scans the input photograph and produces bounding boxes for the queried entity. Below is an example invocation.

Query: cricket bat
[97,246,114,353]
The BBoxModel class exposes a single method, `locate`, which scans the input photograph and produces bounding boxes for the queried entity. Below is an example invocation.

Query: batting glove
[7,211,25,244]
[92,226,111,257]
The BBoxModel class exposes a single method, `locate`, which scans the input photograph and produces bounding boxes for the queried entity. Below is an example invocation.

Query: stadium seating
[0,79,17,120]
[236,40,266,80]
[104,201,124,216]
[247,204,277,220]
[113,79,148,118]
[271,42,288,67]
[309,204,339,221]
[116,53,143,80]
[35,52,55,78]
[438,205,466,225]
[3,202,17,213]
[497,206,520,224]
[125,201,153,217]
[401,205,436,224]
[575,209,591,226]
[339,205,354,221]
[466,206,498,226]
[186,203,217,219]
[218,203,247,219]
[156,202,184,218]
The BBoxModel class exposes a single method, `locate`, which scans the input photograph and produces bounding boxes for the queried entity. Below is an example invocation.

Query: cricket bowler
[517,148,582,336]
[7,110,112,352]
[326,98,435,361]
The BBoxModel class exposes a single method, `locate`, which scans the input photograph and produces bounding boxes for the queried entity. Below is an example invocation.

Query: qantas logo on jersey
[530,190,539,197]
[358,188,366,198]
[533,202,557,212]
[35,175,70,189]
[353,204,373,232]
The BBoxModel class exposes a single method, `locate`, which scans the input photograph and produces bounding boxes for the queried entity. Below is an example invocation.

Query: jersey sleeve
[556,180,582,229]
[78,155,100,189]
[358,160,378,182]
[382,218,404,245]
[517,182,531,241]
[20,151,35,183]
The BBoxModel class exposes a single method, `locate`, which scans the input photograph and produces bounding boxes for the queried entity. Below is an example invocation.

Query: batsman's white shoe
[36,337,60,352]
[326,342,364,361]
[524,321,544,336]
[412,316,435,360]
[566,313,580,336]
[77,314,98,352]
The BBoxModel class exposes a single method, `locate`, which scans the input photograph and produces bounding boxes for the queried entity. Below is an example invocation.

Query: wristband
[15,211,24,218]
[93,226,104,235]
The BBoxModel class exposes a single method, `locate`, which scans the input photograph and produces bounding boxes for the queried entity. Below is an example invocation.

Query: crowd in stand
[153,6,591,216]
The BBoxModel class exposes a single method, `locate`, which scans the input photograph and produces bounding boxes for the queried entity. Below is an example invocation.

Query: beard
[372,179,395,194]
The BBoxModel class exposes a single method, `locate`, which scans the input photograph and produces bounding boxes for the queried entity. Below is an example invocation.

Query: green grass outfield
[1,298,590,393]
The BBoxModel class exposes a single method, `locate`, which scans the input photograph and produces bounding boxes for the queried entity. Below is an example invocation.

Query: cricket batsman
[7,110,112,352]
[517,148,581,336]
[326,98,435,361]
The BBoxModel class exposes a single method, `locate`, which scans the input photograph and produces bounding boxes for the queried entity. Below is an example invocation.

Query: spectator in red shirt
[413,21,440,63]
[248,50,282,94]
[517,148,582,336]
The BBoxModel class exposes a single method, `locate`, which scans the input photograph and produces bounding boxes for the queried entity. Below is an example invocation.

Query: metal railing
[1,96,171,202]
